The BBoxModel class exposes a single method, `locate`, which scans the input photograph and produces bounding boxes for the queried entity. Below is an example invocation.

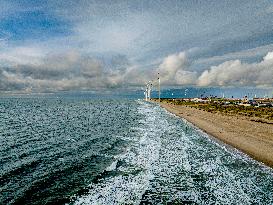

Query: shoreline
[157,101,273,168]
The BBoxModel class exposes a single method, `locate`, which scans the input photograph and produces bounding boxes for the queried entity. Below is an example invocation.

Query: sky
[0,0,273,93]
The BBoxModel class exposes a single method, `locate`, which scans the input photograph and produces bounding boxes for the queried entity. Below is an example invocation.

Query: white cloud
[1,48,273,93]
[0,46,46,66]
[198,52,273,87]
[154,50,273,88]
[0,50,129,92]
[194,44,273,66]
[158,52,197,85]
[263,51,273,61]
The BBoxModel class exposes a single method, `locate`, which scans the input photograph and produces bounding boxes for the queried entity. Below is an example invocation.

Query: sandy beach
[157,101,273,168]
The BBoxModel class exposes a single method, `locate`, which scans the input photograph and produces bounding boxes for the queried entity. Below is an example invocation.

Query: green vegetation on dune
[161,99,273,121]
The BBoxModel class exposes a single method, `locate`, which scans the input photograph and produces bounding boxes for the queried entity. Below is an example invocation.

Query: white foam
[105,160,117,172]
[72,100,170,205]
[71,100,273,205]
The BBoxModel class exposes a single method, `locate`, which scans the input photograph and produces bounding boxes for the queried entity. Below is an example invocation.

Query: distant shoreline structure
[151,96,273,107]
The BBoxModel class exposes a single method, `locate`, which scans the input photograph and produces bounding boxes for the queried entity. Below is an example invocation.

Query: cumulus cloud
[158,52,197,85]
[1,49,273,93]
[194,44,273,67]
[0,42,157,93]
[156,51,273,87]
[263,51,273,61]
[0,50,131,92]
[0,46,46,66]
[197,52,273,87]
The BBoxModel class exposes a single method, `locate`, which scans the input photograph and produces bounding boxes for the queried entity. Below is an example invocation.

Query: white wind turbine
[144,72,161,102]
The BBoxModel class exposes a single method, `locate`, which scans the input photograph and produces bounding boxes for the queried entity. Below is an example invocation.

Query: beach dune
[159,101,273,168]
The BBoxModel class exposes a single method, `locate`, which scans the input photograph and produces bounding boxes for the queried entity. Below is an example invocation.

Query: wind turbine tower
[148,81,152,100]
[144,87,148,101]
[144,81,152,101]
[158,73,161,102]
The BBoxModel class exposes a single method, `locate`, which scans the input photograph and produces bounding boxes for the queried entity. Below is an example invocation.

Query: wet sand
[158,101,273,168]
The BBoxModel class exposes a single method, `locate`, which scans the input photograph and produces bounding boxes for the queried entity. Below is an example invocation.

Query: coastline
[157,101,273,168]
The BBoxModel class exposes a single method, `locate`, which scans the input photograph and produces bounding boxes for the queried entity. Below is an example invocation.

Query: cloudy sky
[1,0,273,93]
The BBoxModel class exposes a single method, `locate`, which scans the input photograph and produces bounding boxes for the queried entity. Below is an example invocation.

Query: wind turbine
[158,72,160,102]
[143,72,161,102]
[144,81,152,101]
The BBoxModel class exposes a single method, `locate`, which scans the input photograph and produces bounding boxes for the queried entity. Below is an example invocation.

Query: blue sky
[1,0,273,92]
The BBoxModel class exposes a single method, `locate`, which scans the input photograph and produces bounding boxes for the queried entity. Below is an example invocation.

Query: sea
[1,87,273,205]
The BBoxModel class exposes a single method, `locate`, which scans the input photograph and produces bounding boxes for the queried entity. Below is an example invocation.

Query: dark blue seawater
[0,92,273,204]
